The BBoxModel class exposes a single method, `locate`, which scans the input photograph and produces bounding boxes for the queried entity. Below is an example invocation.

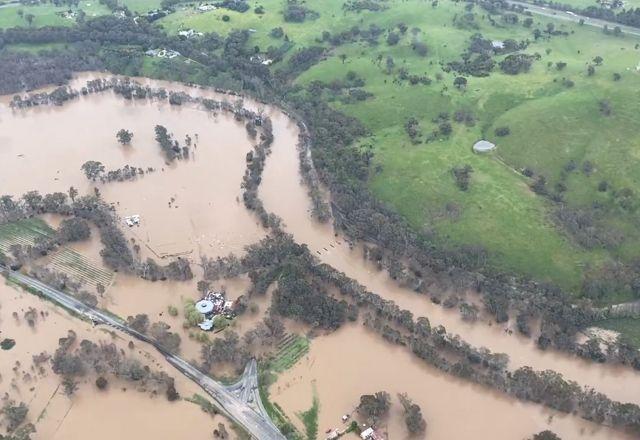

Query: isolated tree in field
[81,160,105,181]
[599,100,612,116]
[398,393,427,434]
[452,165,473,191]
[385,56,395,74]
[357,391,391,423]
[412,41,428,56]
[587,65,595,76]
[523,17,533,27]
[593,56,603,66]
[116,129,133,145]
[495,126,510,136]
[387,31,400,45]
[453,76,467,90]
[24,13,35,26]
[339,54,347,64]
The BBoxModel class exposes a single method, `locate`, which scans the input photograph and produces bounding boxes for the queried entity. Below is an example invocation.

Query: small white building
[491,40,505,49]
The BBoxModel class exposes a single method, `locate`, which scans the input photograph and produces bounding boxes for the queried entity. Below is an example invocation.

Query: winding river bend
[0,74,638,439]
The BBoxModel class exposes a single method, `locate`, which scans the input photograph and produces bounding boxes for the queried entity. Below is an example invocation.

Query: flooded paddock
[0,74,639,439]
[0,281,234,440]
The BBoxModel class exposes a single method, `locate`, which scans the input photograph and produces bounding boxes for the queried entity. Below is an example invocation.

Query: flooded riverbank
[1,73,638,439]
[258,110,640,405]
[271,324,635,440]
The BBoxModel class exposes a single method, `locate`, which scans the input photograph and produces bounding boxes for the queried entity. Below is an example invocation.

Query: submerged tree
[1,401,28,432]
[357,391,391,424]
[116,129,134,145]
[532,431,561,440]
[80,160,105,181]
[398,393,427,434]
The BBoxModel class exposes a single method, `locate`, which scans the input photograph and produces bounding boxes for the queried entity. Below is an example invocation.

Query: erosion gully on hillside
[0,74,637,439]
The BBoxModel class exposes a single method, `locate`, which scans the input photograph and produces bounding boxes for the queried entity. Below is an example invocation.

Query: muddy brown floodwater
[0,281,235,440]
[271,324,636,440]
[0,73,638,439]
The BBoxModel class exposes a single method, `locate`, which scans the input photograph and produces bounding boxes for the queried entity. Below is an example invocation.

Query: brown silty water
[0,281,235,439]
[271,323,637,440]
[0,74,637,439]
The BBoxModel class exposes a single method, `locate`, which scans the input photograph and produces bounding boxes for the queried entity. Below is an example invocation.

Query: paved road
[2,268,285,440]
[225,358,274,424]
[506,0,640,37]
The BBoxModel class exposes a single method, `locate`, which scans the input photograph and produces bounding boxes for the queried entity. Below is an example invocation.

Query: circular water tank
[473,140,496,153]
[195,300,214,314]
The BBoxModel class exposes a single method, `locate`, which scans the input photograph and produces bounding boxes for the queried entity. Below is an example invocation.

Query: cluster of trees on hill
[343,0,388,12]
[445,33,530,77]
[283,0,318,22]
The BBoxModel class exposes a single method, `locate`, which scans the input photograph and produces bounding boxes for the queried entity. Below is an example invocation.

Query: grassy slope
[0,2,110,28]
[120,0,164,14]
[295,1,640,291]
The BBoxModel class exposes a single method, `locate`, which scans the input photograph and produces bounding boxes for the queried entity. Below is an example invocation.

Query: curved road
[1,268,285,440]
